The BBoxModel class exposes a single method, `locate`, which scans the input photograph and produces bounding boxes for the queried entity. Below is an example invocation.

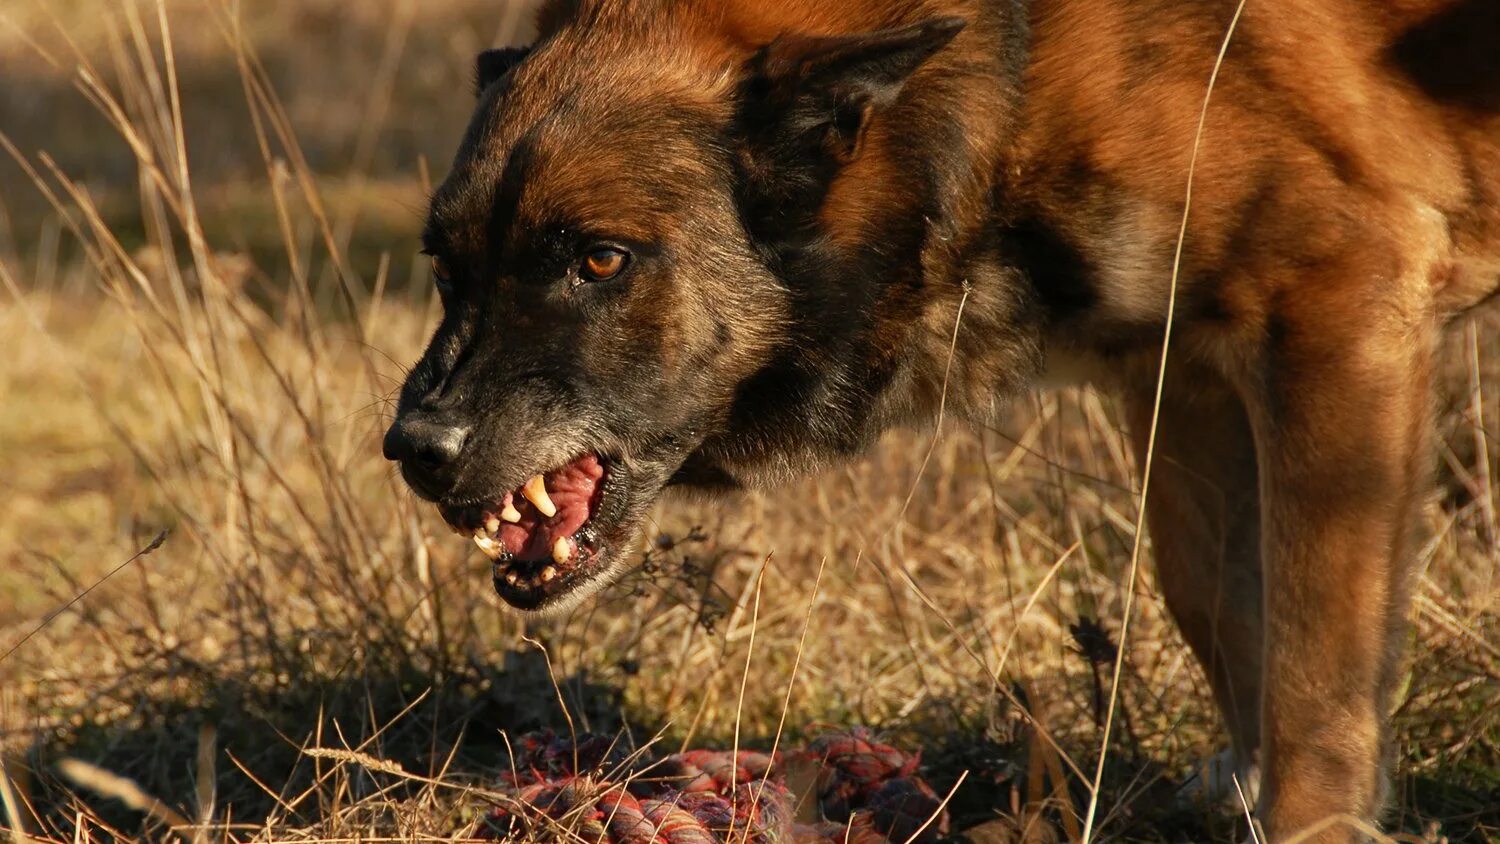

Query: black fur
[474,46,531,96]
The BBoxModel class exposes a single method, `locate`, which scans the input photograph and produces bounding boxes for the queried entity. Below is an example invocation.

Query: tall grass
[0,1,1496,841]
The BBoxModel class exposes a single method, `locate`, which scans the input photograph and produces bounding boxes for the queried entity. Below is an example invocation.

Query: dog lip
[490,541,613,610]
[436,452,612,537]
[439,430,702,612]
[489,508,630,611]
[435,452,631,611]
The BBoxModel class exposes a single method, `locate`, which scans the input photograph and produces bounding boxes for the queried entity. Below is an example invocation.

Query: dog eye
[431,255,454,291]
[579,247,629,282]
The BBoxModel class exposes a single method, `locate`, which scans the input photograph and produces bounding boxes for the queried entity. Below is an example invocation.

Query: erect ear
[741,17,965,164]
[474,46,531,96]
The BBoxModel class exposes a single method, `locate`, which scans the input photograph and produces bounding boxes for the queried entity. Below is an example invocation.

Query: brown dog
[382,0,1500,839]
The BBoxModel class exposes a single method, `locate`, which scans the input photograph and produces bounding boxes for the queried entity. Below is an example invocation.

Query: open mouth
[439,453,622,611]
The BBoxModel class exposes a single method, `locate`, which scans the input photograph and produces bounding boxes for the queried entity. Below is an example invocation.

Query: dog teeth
[484,515,501,535]
[504,570,520,586]
[551,537,572,565]
[472,533,502,559]
[500,501,522,523]
[522,475,557,518]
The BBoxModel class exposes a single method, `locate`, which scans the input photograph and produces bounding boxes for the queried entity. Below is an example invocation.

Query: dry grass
[0,1,1495,841]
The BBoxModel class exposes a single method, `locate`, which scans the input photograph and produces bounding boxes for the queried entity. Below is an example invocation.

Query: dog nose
[383,417,469,470]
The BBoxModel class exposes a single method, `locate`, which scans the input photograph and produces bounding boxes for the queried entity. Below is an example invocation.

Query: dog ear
[741,17,964,164]
[733,18,963,246]
[475,46,531,96]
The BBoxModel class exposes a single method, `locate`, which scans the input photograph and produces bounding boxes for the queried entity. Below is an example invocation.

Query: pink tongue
[496,454,604,560]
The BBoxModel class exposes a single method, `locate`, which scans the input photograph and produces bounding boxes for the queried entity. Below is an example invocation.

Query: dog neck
[689,0,1048,483]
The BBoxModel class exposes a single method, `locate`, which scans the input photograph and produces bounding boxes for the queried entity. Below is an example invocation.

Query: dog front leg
[1244,271,1436,843]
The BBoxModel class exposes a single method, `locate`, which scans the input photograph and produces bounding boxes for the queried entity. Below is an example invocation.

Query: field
[1,1,1496,841]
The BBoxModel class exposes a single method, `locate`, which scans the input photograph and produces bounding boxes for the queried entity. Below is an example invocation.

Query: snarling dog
[383,0,1500,838]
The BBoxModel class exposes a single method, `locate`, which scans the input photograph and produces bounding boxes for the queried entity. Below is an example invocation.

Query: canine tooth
[552,537,572,565]
[472,534,502,558]
[500,502,522,523]
[541,564,558,582]
[505,570,520,586]
[522,475,558,518]
[484,515,501,534]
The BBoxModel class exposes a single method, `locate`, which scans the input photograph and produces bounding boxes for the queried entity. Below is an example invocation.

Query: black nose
[383,417,469,471]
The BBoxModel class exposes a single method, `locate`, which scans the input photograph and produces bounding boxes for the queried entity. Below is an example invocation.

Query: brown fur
[386,0,1500,839]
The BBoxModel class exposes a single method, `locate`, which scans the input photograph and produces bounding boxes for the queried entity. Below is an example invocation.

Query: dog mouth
[439,453,624,612]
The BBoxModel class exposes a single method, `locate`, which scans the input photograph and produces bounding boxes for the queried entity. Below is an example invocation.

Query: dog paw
[1175,748,1260,813]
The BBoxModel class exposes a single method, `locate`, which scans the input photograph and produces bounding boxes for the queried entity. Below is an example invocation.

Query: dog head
[385,0,981,612]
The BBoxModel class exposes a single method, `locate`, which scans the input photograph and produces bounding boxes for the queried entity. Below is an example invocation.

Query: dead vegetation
[0,1,1495,841]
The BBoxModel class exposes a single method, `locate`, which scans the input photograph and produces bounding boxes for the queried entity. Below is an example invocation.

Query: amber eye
[580,247,629,282]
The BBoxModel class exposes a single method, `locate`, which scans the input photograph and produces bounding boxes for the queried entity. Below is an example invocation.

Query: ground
[0,1,1495,841]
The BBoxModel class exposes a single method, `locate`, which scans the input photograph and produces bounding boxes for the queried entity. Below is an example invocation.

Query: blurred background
[1,1,1496,841]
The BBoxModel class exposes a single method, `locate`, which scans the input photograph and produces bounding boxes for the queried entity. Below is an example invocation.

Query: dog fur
[385,0,1500,838]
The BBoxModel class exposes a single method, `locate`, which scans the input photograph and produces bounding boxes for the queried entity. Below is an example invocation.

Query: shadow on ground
[7,614,1498,841]
[10,647,625,839]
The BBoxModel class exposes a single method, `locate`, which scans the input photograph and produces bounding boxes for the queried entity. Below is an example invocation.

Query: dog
[382,0,1500,838]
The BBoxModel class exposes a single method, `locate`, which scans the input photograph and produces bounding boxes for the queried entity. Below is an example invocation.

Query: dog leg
[1126,370,1264,806]
[1242,265,1435,842]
